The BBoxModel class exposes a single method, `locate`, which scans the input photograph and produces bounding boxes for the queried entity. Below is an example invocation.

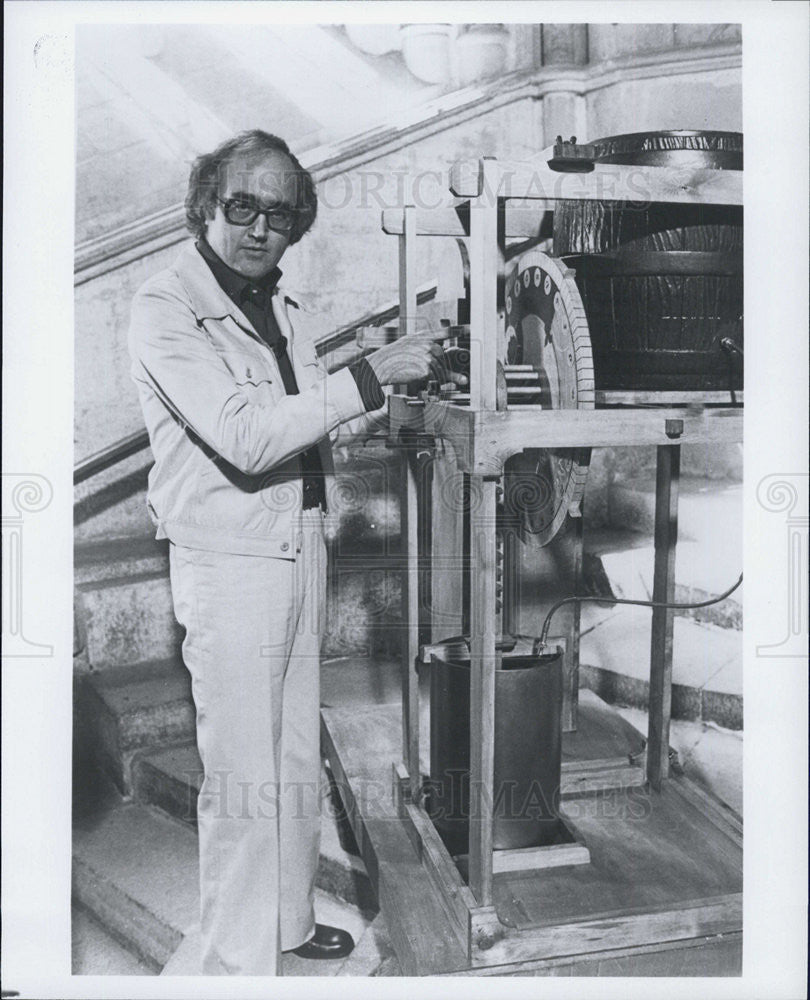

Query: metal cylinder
[426,636,563,856]
[553,130,744,392]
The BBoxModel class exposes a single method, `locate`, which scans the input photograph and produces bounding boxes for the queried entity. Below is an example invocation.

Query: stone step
[74,793,377,974]
[608,476,742,563]
[74,529,405,668]
[79,658,195,793]
[131,741,377,914]
[72,802,200,970]
[75,533,169,588]
[579,605,743,729]
[75,566,182,671]
[159,886,377,976]
[72,903,157,975]
[77,652,404,802]
[335,912,401,976]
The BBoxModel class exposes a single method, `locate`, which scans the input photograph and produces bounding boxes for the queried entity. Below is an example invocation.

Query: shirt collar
[196,238,282,304]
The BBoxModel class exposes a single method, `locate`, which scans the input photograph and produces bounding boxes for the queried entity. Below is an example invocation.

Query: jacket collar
[196,237,283,306]
[171,241,293,345]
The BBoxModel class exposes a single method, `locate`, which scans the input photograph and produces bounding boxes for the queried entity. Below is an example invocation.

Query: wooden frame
[358,152,745,972]
[321,697,743,974]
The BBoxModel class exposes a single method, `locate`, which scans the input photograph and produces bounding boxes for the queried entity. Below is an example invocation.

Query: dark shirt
[197,239,384,511]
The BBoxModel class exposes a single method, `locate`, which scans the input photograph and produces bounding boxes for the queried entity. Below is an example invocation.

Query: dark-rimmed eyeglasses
[216,197,298,233]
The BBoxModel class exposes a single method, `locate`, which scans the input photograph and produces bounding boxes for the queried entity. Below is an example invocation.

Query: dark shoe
[289,923,355,960]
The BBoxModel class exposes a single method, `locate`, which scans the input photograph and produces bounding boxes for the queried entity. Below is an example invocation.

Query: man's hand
[364,329,469,388]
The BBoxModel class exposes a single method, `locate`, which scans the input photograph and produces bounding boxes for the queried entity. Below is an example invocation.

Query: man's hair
[184,130,317,244]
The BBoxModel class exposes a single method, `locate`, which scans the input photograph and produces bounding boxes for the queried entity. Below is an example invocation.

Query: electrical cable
[538,573,743,647]
[720,337,744,405]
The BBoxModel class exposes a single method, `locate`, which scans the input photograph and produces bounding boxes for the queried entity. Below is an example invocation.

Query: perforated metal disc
[502,251,594,546]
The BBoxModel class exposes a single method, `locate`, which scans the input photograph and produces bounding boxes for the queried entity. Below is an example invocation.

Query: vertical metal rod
[564,512,585,733]
[399,205,417,338]
[468,478,498,906]
[647,444,681,790]
[501,528,519,638]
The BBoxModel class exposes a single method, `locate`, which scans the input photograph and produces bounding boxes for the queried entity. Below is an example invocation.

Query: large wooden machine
[321,131,744,976]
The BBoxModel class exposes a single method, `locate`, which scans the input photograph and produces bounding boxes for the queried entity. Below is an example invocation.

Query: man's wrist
[348,357,386,412]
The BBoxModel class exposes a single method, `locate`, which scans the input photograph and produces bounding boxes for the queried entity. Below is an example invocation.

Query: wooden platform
[321,690,742,977]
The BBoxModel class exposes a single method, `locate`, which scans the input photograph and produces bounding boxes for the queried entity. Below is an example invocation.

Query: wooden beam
[394,764,475,956]
[471,893,742,968]
[398,206,421,802]
[467,478,498,906]
[490,841,590,874]
[560,761,646,798]
[669,774,743,849]
[468,158,501,412]
[400,435,421,803]
[596,390,744,406]
[443,932,742,977]
[646,445,680,790]
[387,398,744,475]
[382,204,550,239]
[450,158,743,207]
[464,407,742,475]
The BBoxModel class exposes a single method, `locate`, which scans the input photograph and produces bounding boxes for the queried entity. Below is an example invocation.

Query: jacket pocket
[218,349,281,405]
[292,339,325,390]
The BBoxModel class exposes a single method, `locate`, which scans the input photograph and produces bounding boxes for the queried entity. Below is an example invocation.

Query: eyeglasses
[216,197,298,233]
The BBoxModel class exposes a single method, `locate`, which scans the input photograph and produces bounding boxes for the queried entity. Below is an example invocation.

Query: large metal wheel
[502,250,595,546]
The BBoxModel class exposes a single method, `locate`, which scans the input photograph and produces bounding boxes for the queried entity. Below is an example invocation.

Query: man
[128,130,463,975]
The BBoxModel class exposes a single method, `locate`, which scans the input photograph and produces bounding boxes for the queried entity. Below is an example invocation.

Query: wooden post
[399,204,420,800]
[401,452,421,801]
[466,156,500,905]
[468,477,498,906]
[646,445,681,790]
[468,158,500,411]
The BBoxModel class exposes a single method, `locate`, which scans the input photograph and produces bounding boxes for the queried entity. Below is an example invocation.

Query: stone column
[539,25,588,147]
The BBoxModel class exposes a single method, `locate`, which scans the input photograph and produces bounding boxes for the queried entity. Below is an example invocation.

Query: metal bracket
[547,135,596,173]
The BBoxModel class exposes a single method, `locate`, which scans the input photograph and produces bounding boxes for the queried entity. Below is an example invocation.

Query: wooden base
[321,689,742,977]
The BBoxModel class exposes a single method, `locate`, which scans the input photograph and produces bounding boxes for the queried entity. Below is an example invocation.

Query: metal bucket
[425,635,563,856]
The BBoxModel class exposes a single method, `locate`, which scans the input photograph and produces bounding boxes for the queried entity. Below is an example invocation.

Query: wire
[720,337,744,406]
[539,573,743,647]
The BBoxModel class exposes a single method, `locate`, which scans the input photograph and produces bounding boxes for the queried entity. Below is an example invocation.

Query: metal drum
[553,130,743,392]
[425,635,563,856]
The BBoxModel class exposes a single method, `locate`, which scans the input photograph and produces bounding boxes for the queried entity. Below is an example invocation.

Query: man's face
[205,149,299,280]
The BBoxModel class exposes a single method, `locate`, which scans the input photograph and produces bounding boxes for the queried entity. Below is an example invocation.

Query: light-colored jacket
[129,242,376,558]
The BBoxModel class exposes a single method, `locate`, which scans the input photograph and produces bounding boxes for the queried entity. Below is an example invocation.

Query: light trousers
[168,509,326,975]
